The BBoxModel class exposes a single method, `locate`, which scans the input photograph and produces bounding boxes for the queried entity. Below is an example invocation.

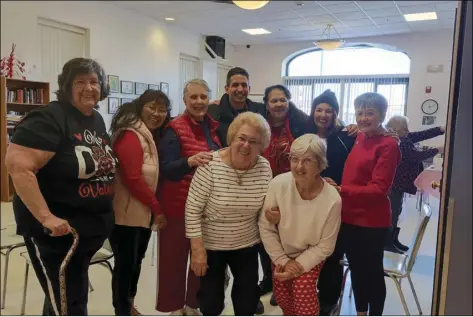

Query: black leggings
[344,224,388,315]
[109,225,152,315]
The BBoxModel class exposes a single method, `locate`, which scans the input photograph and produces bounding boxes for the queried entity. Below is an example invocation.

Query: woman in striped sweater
[185,112,273,316]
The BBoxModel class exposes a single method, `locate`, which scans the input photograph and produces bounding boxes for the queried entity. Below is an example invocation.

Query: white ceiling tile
[342,18,375,27]
[364,8,402,18]
[334,11,368,20]
[258,17,308,28]
[436,10,456,20]
[355,1,396,10]
[398,4,437,15]
[319,2,362,14]
[435,1,458,11]
[372,15,406,25]
[316,1,354,5]
[395,1,441,6]
[378,22,411,31]
[306,14,339,24]
[348,25,381,33]
[292,6,329,17]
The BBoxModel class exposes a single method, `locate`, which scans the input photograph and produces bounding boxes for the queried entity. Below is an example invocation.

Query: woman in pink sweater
[259,134,342,316]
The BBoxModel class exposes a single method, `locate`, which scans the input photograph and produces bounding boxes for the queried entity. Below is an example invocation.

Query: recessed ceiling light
[165,17,175,21]
[242,28,271,35]
[404,12,438,22]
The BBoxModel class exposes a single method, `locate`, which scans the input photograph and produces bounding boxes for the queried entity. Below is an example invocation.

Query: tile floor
[0,194,439,316]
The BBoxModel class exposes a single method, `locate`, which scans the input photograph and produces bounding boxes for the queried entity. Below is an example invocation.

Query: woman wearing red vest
[157,79,221,315]
[110,89,171,315]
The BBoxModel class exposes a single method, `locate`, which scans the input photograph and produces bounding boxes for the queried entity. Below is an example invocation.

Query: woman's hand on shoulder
[188,151,213,168]
[382,128,400,143]
[345,124,359,137]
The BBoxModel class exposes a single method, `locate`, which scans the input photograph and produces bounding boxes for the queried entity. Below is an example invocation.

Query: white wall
[1,1,203,126]
[233,30,455,146]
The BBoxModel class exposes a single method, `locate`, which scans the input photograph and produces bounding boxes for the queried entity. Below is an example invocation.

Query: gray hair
[354,92,389,121]
[386,115,409,134]
[227,112,271,152]
[183,78,210,97]
[290,134,328,171]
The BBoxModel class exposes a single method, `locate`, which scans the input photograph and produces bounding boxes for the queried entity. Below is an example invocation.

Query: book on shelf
[7,88,44,104]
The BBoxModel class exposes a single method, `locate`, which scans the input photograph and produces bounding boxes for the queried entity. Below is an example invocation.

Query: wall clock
[421,99,439,115]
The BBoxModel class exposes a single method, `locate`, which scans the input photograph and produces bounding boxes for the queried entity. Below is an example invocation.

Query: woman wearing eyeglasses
[186,112,272,316]
[109,89,171,315]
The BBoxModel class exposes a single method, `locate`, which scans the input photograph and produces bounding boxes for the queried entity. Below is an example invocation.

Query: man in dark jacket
[207,67,266,147]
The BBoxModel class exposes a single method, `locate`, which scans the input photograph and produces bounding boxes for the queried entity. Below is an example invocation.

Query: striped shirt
[185,150,272,250]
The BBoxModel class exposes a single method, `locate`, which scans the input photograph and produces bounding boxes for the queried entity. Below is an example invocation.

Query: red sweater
[340,133,401,228]
[113,131,161,215]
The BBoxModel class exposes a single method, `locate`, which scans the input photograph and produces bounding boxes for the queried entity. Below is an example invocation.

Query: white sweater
[186,151,272,250]
[258,172,342,272]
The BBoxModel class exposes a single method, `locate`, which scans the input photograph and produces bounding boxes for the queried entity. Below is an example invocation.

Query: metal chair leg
[151,232,157,266]
[1,248,13,309]
[20,263,29,315]
[88,278,94,292]
[391,276,410,315]
[407,275,423,315]
[336,267,350,316]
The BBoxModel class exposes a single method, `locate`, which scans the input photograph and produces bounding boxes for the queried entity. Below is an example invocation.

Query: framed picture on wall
[108,75,119,93]
[160,82,169,95]
[149,84,160,90]
[135,82,148,95]
[108,97,119,114]
[120,98,133,105]
[422,115,436,125]
[121,81,134,94]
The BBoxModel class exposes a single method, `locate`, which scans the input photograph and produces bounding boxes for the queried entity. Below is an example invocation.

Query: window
[284,46,410,124]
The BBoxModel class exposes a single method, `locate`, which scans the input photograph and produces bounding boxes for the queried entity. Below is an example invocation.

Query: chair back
[406,203,432,273]
[102,239,113,253]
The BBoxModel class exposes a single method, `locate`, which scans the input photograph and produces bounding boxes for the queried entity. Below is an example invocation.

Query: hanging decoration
[314,24,345,50]
[1,43,26,80]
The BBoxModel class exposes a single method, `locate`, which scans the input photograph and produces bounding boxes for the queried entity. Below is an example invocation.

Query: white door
[179,54,199,114]
[217,63,232,99]
[38,18,87,101]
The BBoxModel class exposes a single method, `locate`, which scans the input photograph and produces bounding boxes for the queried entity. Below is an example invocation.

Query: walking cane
[42,227,80,316]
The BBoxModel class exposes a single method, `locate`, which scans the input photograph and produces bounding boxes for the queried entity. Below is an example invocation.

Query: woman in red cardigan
[331,92,401,316]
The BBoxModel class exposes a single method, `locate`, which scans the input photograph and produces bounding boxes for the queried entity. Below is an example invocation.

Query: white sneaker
[170,308,185,316]
[184,306,201,316]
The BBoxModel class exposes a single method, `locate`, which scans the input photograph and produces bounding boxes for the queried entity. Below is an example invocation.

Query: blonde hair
[227,112,271,151]
[290,134,328,171]
[386,115,409,135]
[183,78,210,97]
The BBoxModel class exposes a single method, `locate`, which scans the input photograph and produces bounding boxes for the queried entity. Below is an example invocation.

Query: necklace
[230,155,252,185]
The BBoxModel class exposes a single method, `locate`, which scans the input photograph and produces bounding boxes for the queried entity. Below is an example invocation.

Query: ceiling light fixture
[404,12,438,22]
[314,24,345,50]
[233,1,270,10]
[242,28,271,35]
[165,17,175,21]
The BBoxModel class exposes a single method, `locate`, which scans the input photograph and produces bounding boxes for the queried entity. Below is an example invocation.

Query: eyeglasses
[289,156,316,167]
[145,105,168,115]
[73,79,101,90]
[236,135,261,146]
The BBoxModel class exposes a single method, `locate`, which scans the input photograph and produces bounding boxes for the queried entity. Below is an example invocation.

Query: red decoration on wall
[425,86,432,93]
[0,44,26,80]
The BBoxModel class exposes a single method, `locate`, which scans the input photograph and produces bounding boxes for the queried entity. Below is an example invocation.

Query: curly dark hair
[263,84,292,105]
[110,89,172,138]
[56,58,109,107]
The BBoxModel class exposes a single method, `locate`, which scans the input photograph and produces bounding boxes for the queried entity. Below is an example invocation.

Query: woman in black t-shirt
[5,58,117,315]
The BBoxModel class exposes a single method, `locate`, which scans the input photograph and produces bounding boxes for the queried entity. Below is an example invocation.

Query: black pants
[109,225,152,315]
[317,228,345,310]
[199,245,260,316]
[258,243,272,284]
[345,224,388,315]
[24,234,105,316]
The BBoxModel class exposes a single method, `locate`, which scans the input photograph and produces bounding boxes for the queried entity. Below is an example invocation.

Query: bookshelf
[1,76,50,202]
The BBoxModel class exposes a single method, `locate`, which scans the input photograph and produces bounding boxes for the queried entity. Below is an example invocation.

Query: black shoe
[270,294,278,306]
[258,278,273,296]
[384,244,403,254]
[255,300,264,315]
[319,303,337,316]
[394,227,409,252]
